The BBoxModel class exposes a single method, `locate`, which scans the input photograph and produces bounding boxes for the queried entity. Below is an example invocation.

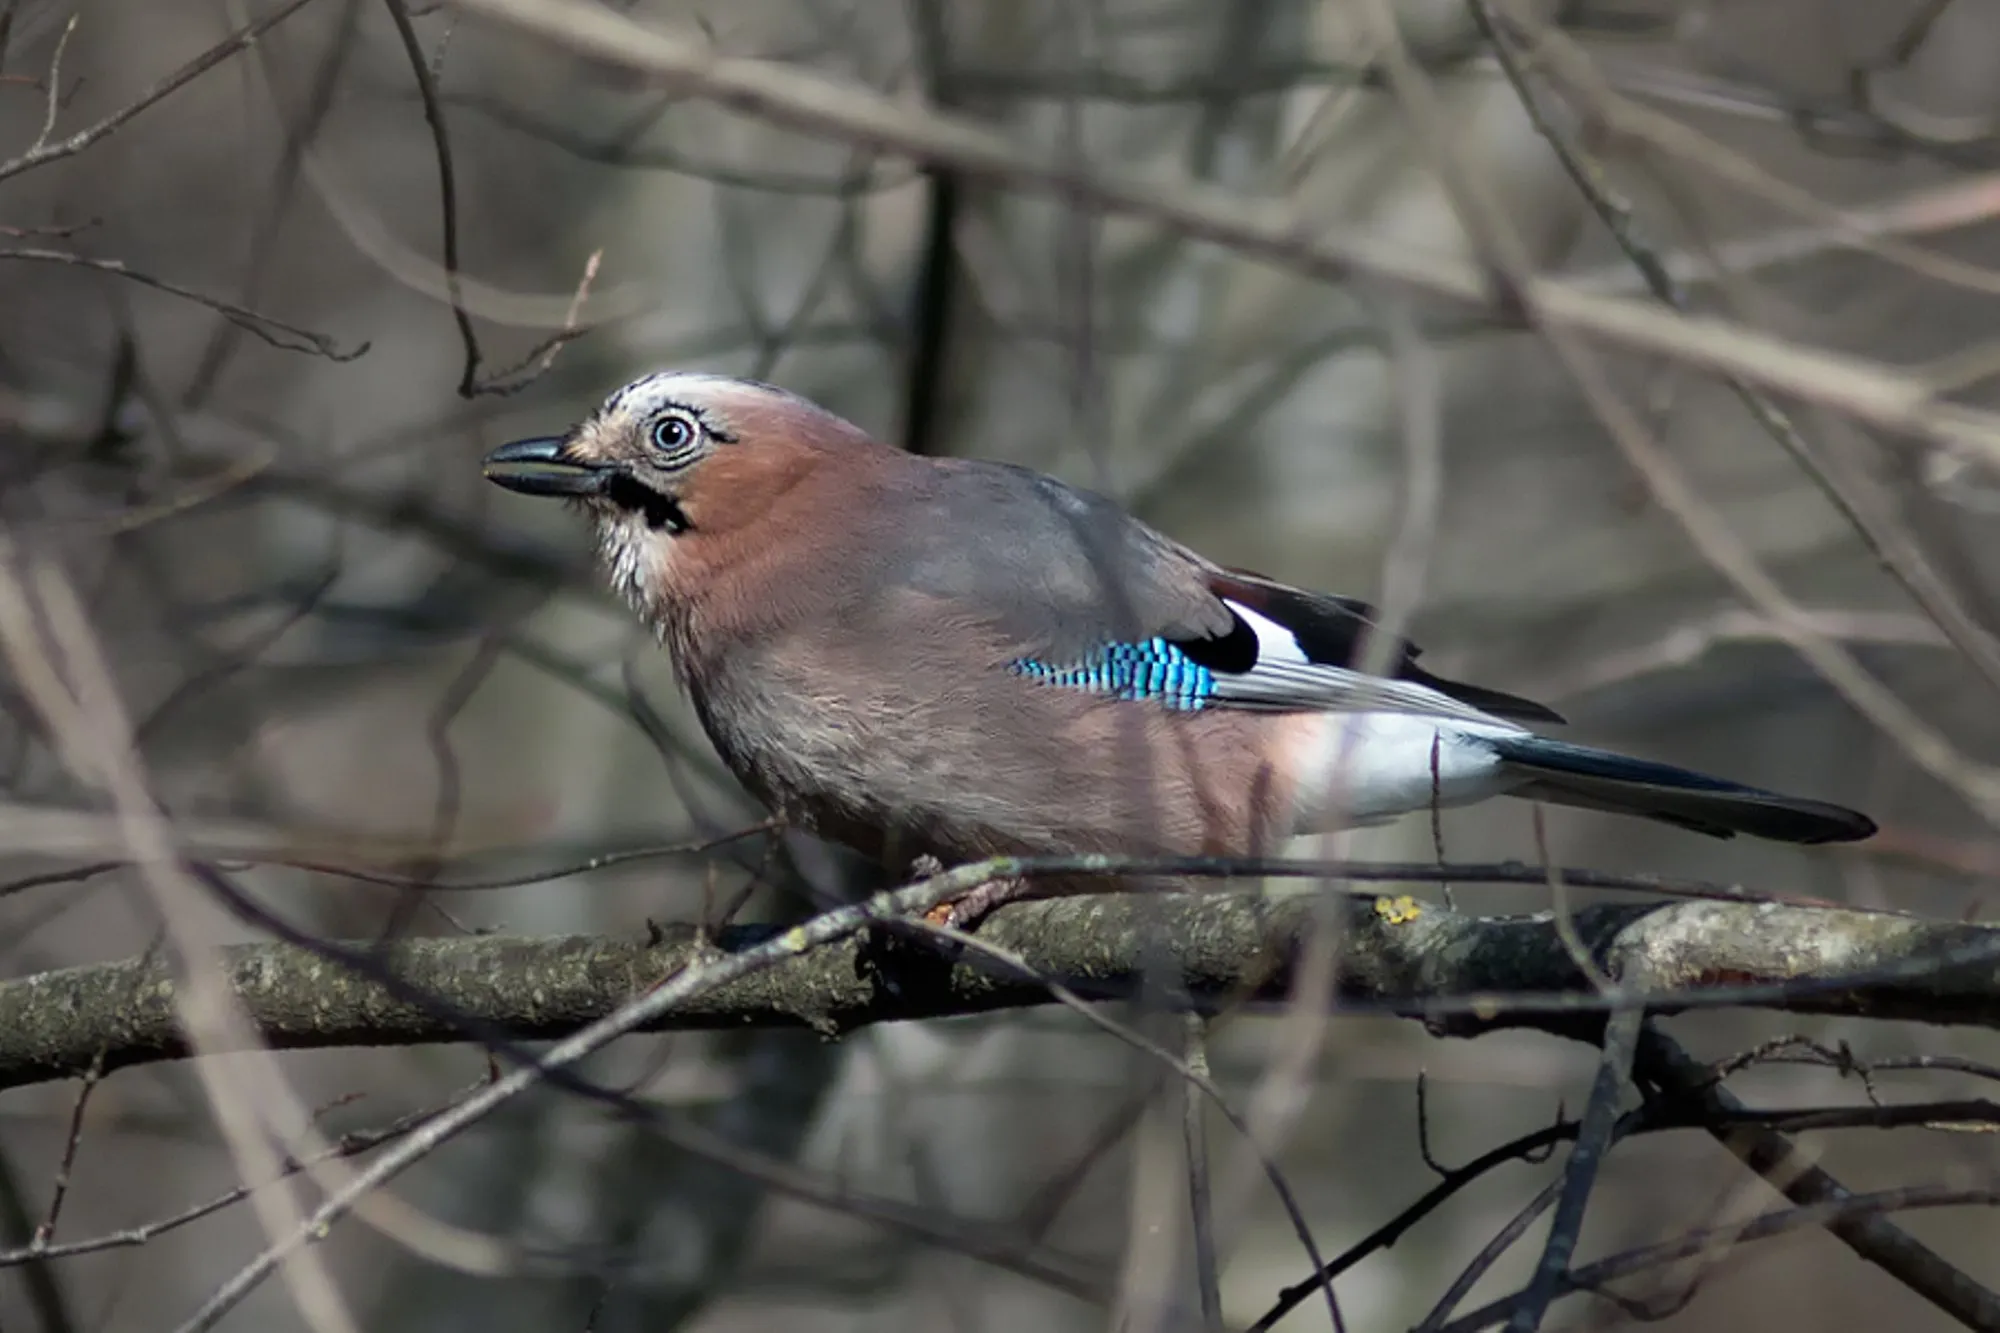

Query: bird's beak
[482,436,611,497]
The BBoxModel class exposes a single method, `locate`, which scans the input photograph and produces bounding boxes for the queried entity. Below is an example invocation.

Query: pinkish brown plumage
[483,372,1875,910]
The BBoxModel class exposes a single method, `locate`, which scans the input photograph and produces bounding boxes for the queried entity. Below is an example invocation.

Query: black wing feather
[1201,570,1566,725]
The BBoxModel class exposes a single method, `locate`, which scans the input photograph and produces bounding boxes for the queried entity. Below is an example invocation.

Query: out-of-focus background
[2,0,1998,1329]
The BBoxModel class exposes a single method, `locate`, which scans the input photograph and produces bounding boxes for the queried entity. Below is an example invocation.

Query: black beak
[482,436,611,497]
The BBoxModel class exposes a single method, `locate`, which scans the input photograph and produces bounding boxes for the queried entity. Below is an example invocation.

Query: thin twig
[900,0,962,458]
[446,89,919,192]
[920,916,1342,1333]
[1373,0,2000,822]
[470,247,602,394]
[1434,1185,2000,1333]
[378,0,482,395]
[1416,1175,1567,1332]
[30,1050,103,1250]
[1533,608,1949,701]
[1636,1026,2000,1331]
[1250,1106,1582,1333]
[27,13,77,155]
[0,0,322,184]
[1182,1012,1223,1332]
[1507,1007,1642,1332]
[0,218,96,238]
[0,1079,488,1268]
[183,0,364,406]
[0,249,365,360]
[1533,803,1613,993]
[0,1136,75,1333]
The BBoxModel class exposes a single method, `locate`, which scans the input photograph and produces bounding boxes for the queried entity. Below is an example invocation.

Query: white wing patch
[1224,598,1310,665]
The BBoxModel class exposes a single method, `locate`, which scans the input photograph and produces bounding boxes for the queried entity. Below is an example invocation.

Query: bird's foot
[905,855,1049,933]
[920,873,1034,933]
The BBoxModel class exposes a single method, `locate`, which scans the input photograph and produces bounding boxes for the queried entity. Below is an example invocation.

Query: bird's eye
[649,413,699,456]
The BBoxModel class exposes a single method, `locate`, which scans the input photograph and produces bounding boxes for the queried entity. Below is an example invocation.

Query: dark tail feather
[1486,736,1876,845]
[1409,666,1566,726]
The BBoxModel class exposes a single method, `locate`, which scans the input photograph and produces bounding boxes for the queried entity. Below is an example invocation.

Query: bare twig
[26,12,77,156]
[0,1079,487,1268]
[0,0,322,184]
[0,544,364,1333]
[898,0,963,458]
[0,218,95,238]
[1433,1186,2000,1333]
[0,249,365,360]
[1535,607,1948,701]
[1508,1007,1642,1332]
[919,912,1342,1332]
[446,89,919,192]
[0,1137,74,1333]
[1182,1013,1223,1333]
[183,0,364,406]
[1365,0,2000,821]
[1417,1175,1568,1332]
[379,0,483,395]
[470,247,602,393]
[30,1049,103,1251]
[1636,1026,2000,1331]
[1250,1106,1582,1332]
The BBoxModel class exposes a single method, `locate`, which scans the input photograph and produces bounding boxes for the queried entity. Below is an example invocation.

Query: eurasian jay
[483,372,1875,915]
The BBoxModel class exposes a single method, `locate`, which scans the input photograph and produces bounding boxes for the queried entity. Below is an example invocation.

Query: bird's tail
[1485,735,1875,845]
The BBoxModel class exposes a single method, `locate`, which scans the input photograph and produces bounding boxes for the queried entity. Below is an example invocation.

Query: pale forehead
[602,372,806,420]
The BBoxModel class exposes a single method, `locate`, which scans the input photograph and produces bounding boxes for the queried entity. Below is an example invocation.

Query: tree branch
[4,890,1999,1091]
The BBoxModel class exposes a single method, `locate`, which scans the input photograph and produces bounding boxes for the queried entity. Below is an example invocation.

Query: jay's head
[481,372,866,531]
[483,372,884,611]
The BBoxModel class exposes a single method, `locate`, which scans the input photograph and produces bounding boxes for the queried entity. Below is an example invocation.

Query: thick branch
[2,893,1996,1090]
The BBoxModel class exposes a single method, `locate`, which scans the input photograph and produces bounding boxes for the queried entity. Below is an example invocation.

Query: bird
[482,372,1875,921]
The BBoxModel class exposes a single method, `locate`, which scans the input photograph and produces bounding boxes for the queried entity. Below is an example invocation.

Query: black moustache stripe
[604,472,691,534]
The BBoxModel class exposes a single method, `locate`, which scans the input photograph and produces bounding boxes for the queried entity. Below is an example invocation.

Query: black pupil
[656,418,690,450]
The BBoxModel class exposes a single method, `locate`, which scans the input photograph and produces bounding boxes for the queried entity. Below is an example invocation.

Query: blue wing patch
[1012,638,1215,711]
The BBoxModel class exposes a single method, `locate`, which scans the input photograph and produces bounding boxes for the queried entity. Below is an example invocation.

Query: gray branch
[2,892,1995,1090]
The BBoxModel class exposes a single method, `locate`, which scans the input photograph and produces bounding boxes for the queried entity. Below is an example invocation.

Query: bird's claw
[920,875,1032,934]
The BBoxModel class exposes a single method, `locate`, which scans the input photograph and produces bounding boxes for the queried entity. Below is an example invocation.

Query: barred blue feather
[1011,638,1216,710]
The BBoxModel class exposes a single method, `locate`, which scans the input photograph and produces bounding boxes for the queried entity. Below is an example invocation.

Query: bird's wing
[893,462,1563,726]
[889,460,1237,650]
[1205,570,1564,724]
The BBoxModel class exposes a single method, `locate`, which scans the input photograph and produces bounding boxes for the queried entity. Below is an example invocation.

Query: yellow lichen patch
[1374,894,1423,926]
